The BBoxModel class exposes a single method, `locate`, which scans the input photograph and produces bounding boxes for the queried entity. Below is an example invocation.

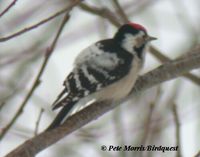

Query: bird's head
[114,22,156,54]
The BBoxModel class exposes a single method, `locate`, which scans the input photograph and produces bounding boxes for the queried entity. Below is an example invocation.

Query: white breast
[94,55,142,102]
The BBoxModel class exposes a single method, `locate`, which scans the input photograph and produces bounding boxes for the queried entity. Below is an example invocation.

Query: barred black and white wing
[46,39,135,130]
[52,39,133,110]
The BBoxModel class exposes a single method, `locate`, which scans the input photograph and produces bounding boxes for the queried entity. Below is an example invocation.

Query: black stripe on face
[134,44,145,59]
[87,66,106,84]
[78,69,97,93]
[67,73,79,94]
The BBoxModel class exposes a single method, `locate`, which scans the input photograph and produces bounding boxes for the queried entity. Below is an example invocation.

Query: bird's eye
[142,35,146,39]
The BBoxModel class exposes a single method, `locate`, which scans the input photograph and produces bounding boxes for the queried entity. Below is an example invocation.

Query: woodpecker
[46,22,156,130]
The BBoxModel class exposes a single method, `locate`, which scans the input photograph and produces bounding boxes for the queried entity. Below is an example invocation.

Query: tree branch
[112,0,129,23]
[141,87,161,146]
[79,3,122,27]
[194,151,200,157]
[0,0,18,18]
[0,13,70,141]
[34,108,44,136]
[149,46,200,85]
[0,0,82,42]
[5,45,200,157]
[172,103,182,157]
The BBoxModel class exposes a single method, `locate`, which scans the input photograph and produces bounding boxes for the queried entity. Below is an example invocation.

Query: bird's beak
[146,35,157,41]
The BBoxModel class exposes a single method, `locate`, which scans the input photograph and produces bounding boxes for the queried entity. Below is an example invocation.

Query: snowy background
[0,0,200,156]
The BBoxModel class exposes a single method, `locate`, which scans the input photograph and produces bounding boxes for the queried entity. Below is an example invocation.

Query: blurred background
[0,0,200,157]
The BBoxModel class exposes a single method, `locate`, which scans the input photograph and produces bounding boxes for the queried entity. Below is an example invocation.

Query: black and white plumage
[46,23,156,130]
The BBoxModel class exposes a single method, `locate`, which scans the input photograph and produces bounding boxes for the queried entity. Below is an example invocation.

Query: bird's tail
[45,94,78,131]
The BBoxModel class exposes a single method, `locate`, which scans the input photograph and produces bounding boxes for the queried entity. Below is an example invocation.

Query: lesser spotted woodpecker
[46,22,156,130]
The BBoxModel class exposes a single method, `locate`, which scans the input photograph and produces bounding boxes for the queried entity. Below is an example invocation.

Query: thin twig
[0,101,6,111]
[112,0,129,23]
[79,3,122,27]
[112,107,126,157]
[141,87,161,146]
[5,45,200,157]
[0,0,81,42]
[172,103,182,157]
[0,0,18,18]
[34,108,44,136]
[0,12,71,141]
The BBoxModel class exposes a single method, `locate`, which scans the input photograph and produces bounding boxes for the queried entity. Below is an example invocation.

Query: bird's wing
[52,40,133,110]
